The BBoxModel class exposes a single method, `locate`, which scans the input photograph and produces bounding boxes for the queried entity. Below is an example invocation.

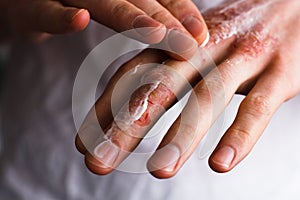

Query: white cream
[205,0,277,44]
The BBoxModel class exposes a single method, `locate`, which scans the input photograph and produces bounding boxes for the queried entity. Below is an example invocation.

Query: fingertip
[75,134,87,154]
[208,159,232,173]
[147,161,177,179]
[67,9,90,32]
[199,31,210,48]
[84,153,114,175]
[35,1,90,34]
[208,146,236,173]
[149,169,177,179]
[147,144,181,179]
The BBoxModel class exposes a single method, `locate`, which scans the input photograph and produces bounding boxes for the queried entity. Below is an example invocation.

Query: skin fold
[76,0,300,178]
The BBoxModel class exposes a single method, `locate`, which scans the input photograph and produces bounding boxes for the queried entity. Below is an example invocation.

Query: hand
[1,0,208,57]
[75,0,300,178]
[0,0,90,40]
[62,0,208,45]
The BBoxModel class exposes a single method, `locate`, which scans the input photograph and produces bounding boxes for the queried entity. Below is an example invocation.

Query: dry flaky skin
[104,81,175,142]
[129,83,175,126]
[80,0,300,177]
[101,64,178,137]
[205,0,279,57]
[90,65,180,169]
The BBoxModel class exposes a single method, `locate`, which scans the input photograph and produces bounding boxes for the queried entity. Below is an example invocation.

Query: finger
[127,0,208,44]
[127,0,197,59]
[82,30,241,175]
[157,0,208,44]
[62,0,167,44]
[76,49,168,155]
[29,1,90,34]
[84,61,192,175]
[147,47,271,178]
[83,49,218,174]
[209,69,288,173]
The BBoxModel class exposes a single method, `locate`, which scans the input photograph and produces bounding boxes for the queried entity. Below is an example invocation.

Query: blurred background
[0,45,9,153]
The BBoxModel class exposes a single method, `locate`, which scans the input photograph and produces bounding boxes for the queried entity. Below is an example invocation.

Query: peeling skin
[129,81,159,122]
[130,82,175,127]
[204,0,278,57]
[102,66,176,144]
[141,65,177,90]
[101,0,281,148]
[235,23,277,57]
[99,82,175,150]
[131,64,141,75]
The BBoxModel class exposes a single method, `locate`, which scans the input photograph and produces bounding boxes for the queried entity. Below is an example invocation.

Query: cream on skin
[93,66,178,166]
[205,0,278,57]
[85,0,298,174]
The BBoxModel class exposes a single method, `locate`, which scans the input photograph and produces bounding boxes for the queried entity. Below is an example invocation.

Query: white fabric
[1,1,300,199]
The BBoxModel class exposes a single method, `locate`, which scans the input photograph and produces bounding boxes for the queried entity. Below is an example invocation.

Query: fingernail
[150,144,180,172]
[211,146,235,169]
[66,9,86,22]
[132,15,165,37]
[94,140,119,168]
[166,29,197,55]
[182,16,205,38]
[199,32,210,48]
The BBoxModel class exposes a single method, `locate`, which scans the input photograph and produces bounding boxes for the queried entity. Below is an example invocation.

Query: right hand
[62,0,208,45]
[3,0,208,57]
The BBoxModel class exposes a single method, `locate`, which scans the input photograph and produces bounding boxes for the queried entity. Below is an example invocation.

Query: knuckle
[161,0,198,20]
[228,126,253,148]
[173,123,198,151]
[149,8,181,28]
[197,71,226,104]
[194,83,213,105]
[235,27,275,57]
[164,0,184,10]
[161,0,191,9]
[150,9,169,20]
[221,60,239,82]
[243,94,273,117]
[111,2,131,18]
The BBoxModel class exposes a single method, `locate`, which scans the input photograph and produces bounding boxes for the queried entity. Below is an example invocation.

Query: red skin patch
[129,83,176,127]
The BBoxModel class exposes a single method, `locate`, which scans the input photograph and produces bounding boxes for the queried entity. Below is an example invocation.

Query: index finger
[75,28,235,175]
[82,54,196,174]
[62,0,208,59]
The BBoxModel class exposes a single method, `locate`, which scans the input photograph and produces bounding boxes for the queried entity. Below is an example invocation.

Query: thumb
[29,1,90,34]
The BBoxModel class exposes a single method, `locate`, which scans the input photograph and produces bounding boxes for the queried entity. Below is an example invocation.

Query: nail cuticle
[199,32,210,48]
[211,146,235,169]
[93,139,120,168]
[150,143,181,172]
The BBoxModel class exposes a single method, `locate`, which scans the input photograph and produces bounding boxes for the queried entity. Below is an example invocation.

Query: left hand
[75,0,300,178]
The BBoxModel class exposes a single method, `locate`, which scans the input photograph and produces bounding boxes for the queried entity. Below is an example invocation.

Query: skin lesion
[129,82,176,127]
[204,0,278,58]
[204,0,272,42]
[234,27,277,58]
